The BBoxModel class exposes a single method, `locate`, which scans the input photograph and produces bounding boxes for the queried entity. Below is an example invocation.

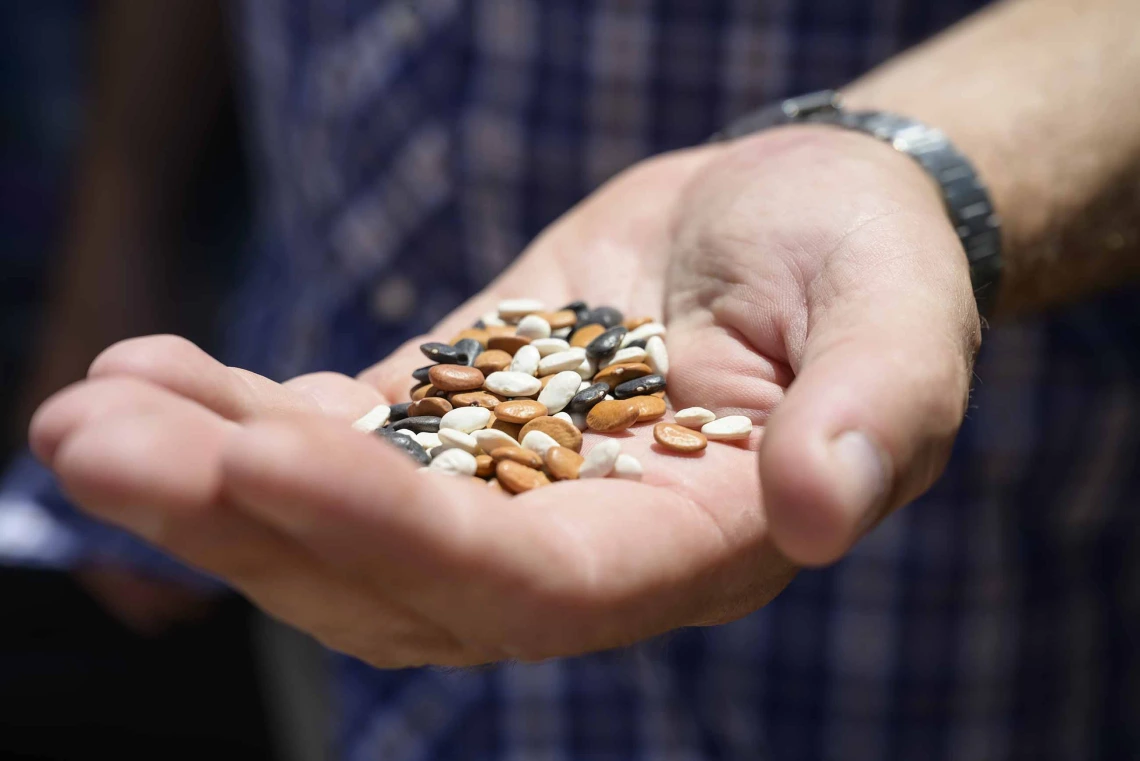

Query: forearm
[843,0,1140,316]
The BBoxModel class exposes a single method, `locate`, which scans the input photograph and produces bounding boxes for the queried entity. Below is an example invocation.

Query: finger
[220,414,793,658]
[51,397,468,666]
[759,216,979,566]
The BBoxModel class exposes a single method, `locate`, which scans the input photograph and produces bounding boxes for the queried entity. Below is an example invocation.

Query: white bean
[484,371,543,397]
[430,448,478,476]
[674,407,715,429]
[598,346,647,369]
[521,430,560,456]
[579,439,621,478]
[701,415,753,440]
[538,349,586,376]
[515,314,552,340]
[645,335,669,375]
[537,371,581,414]
[437,428,481,455]
[509,344,541,376]
[472,428,519,453]
[612,453,643,481]
[497,298,545,321]
[621,321,667,347]
[351,404,390,433]
[439,406,492,433]
[531,337,571,357]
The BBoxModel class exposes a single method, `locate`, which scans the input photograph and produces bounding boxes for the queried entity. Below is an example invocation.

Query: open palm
[31,126,977,666]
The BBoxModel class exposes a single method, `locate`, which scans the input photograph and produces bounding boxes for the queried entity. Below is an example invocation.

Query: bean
[536,371,582,415]
[420,342,468,365]
[351,404,391,433]
[613,453,643,481]
[408,397,453,418]
[439,406,492,434]
[376,430,431,466]
[430,448,478,476]
[544,446,584,480]
[387,402,412,422]
[509,344,541,376]
[568,382,609,414]
[484,371,543,397]
[428,364,485,392]
[498,298,545,321]
[515,314,552,340]
[586,306,623,329]
[453,338,485,366]
[653,423,707,453]
[613,374,666,399]
[519,415,583,453]
[700,415,753,441]
[579,439,621,478]
[560,300,590,325]
[645,335,669,375]
[585,326,628,359]
[390,415,442,433]
[411,365,433,384]
[674,407,715,429]
[496,460,550,494]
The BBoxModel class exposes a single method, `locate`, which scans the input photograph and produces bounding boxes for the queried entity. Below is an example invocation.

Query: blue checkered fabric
[4,1,1139,758]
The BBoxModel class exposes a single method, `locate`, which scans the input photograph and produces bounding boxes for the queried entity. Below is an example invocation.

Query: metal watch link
[712,90,1002,319]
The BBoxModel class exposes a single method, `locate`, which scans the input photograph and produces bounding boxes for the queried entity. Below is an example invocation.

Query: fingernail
[830,430,890,535]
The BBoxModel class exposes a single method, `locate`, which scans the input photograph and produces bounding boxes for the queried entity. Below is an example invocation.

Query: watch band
[712,90,1003,319]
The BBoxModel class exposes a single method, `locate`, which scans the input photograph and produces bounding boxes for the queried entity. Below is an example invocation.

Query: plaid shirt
[4,0,1140,758]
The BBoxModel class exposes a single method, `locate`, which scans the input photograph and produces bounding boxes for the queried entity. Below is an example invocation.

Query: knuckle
[89,334,200,379]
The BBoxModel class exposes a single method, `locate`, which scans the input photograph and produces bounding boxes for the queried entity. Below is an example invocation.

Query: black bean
[453,338,484,366]
[389,415,442,433]
[473,319,486,329]
[613,374,666,399]
[388,402,412,422]
[376,429,431,466]
[568,382,610,414]
[625,338,648,349]
[585,325,628,359]
[586,306,623,329]
[412,365,434,384]
[429,445,446,459]
[560,300,590,325]
[420,342,468,365]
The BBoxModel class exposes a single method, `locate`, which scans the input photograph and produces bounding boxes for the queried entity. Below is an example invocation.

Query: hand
[29,125,978,666]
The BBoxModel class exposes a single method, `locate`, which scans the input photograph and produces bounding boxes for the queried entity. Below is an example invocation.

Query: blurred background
[1,2,293,758]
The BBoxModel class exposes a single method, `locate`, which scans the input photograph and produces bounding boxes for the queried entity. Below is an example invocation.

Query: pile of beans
[352,299,753,494]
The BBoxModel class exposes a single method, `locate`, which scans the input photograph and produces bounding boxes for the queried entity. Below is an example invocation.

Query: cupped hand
[30,125,978,667]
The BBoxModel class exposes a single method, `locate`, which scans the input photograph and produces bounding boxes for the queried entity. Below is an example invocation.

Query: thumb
[759,254,980,567]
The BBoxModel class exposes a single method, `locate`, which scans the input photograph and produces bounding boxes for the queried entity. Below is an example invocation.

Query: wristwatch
[712,90,1002,319]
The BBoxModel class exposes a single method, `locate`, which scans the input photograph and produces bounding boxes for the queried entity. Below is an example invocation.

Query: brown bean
[408,397,453,417]
[491,446,544,469]
[494,399,548,424]
[474,349,513,374]
[475,454,495,478]
[496,460,551,494]
[622,316,654,330]
[449,391,502,409]
[520,416,583,452]
[629,395,666,422]
[653,422,707,453]
[428,364,485,392]
[569,323,605,348]
[485,325,517,338]
[488,335,531,355]
[489,415,524,440]
[411,383,435,401]
[585,399,640,433]
[539,310,578,330]
[544,446,584,480]
[593,362,652,390]
[450,328,490,346]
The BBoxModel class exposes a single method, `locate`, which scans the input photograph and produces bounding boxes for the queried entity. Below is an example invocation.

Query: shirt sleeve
[0,451,226,593]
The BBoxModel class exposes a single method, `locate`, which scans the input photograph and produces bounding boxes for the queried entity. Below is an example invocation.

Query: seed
[439,406,492,433]
[498,298,545,321]
[515,314,552,340]
[388,402,412,422]
[560,300,591,325]
[390,415,442,433]
[568,382,609,413]
[579,439,621,478]
[674,407,716,428]
[521,429,560,456]
[700,415,753,441]
[508,344,541,376]
[484,371,543,397]
[530,337,571,357]
[420,342,469,365]
[410,384,434,401]
[569,323,605,348]
[613,453,643,480]
[437,428,481,455]
[351,404,391,433]
[629,395,666,422]
[520,416,583,453]
[480,311,507,327]
[598,346,647,369]
[622,316,654,330]
[489,416,523,440]
[408,397,453,417]
[473,428,521,453]
[428,364,485,392]
[613,373,666,399]
[450,328,489,346]
[644,336,669,375]
[485,324,516,338]
[494,399,548,424]
[539,310,577,330]
[574,356,597,380]
[585,325,628,359]
[430,448,478,476]
[449,391,501,409]
[491,446,544,469]
[453,338,485,366]
[539,374,556,390]
[536,370,582,414]
[474,454,495,478]
[653,423,707,453]
[414,431,442,450]
[538,350,586,377]
[377,430,431,466]
[544,446,584,480]
[474,349,513,374]
[487,334,531,355]
[551,327,571,339]
[412,365,433,384]
[569,410,589,431]
[594,362,652,390]
[553,411,574,425]
[496,460,551,494]
[625,338,648,349]
[428,445,447,459]
[586,399,640,433]
[586,306,623,329]
[621,322,666,347]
